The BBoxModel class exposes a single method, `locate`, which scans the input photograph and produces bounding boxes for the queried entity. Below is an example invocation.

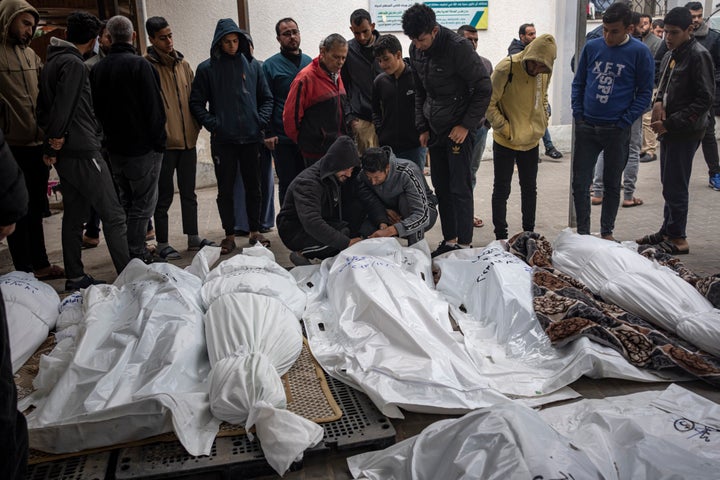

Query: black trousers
[702,114,720,176]
[659,138,701,239]
[211,143,261,235]
[6,145,51,273]
[154,148,199,243]
[273,143,305,207]
[491,142,539,240]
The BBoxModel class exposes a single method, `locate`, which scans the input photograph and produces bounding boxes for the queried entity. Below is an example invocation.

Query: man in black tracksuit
[91,15,166,263]
[37,12,129,291]
[402,4,491,257]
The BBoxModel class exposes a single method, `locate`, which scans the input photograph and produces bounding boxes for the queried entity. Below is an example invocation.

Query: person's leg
[154,150,179,245]
[660,139,700,242]
[54,158,89,279]
[516,145,540,233]
[396,146,428,172]
[571,123,605,235]
[598,126,631,238]
[446,135,475,245]
[429,142,454,242]
[542,129,553,150]
[118,151,163,257]
[259,146,275,229]
[640,109,657,160]
[212,143,240,237]
[273,143,305,207]
[470,125,489,190]
[237,143,262,234]
[233,167,249,233]
[701,113,720,176]
[591,151,605,199]
[623,117,642,202]
[491,141,517,240]
[84,208,101,239]
[175,148,199,236]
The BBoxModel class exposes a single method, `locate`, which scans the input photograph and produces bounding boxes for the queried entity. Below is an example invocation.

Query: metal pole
[569,0,588,228]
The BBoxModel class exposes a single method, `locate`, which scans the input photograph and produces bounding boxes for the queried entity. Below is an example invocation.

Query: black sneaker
[545,147,563,159]
[132,250,167,265]
[639,153,657,163]
[65,274,106,292]
[289,251,311,266]
[431,241,463,258]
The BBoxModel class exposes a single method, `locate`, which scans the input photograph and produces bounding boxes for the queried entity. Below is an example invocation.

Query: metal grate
[25,452,110,480]
[589,0,668,18]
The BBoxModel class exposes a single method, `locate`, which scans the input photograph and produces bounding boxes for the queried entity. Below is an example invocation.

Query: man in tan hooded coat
[0,0,64,280]
[486,33,556,240]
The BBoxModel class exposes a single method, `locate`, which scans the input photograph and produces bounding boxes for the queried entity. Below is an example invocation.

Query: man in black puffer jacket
[402,3,491,257]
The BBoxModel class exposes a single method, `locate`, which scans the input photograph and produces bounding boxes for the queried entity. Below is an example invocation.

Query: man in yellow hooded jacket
[486,33,556,240]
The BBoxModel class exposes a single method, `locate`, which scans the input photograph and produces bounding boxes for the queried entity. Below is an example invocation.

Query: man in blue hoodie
[571,1,654,242]
[190,19,273,255]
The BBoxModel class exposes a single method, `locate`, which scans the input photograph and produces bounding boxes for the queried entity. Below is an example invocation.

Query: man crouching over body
[277,136,362,266]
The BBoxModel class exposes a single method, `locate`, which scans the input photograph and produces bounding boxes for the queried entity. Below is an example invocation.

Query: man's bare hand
[264,136,278,151]
[43,154,57,167]
[651,120,667,136]
[386,209,402,224]
[419,131,429,148]
[48,137,65,150]
[0,223,16,241]
[369,225,398,238]
[348,237,362,246]
[448,125,468,144]
[651,102,666,124]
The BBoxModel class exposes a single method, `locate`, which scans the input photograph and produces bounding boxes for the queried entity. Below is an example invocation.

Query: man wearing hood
[91,15,167,264]
[277,136,362,265]
[190,18,273,255]
[145,16,215,260]
[0,0,65,281]
[487,34,556,240]
[37,12,130,291]
[342,9,383,154]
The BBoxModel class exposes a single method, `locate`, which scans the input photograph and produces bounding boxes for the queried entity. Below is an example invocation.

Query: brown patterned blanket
[508,232,720,386]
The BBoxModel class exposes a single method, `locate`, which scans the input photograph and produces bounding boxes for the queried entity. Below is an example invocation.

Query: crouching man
[277,136,362,265]
[358,146,437,245]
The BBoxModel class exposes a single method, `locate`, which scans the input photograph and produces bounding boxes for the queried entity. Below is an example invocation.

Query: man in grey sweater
[358,146,437,245]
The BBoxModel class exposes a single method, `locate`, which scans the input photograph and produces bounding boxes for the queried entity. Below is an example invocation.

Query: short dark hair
[145,16,168,38]
[373,34,402,57]
[519,23,534,36]
[402,3,436,39]
[665,7,693,30]
[631,11,641,26]
[350,9,372,27]
[639,13,652,22]
[602,2,633,26]
[684,2,703,11]
[66,11,102,44]
[457,24,477,35]
[361,147,390,173]
[652,19,664,28]
[321,33,347,51]
[275,17,297,36]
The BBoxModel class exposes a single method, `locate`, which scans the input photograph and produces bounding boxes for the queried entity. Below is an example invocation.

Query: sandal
[220,238,236,255]
[635,232,665,245]
[249,233,271,248]
[656,239,689,255]
[591,196,603,206]
[473,216,484,228]
[34,264,65,280]
[158,245,182,260]
[82,235,100,249]
[622,197,644,208]
[187,238,218,251]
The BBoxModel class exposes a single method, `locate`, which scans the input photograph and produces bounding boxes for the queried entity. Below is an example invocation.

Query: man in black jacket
[342,9,383,154]
[277,136,362,265]
[91,15,166,264]
[0,128,28,480]
[401,3,491,257]
[638,7,714,255]
[38,12,129,290]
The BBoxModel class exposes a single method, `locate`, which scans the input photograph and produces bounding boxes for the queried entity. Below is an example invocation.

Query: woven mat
[20,337,341,464]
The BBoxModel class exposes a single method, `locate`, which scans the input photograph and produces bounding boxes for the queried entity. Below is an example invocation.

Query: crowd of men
[2,0,720,476]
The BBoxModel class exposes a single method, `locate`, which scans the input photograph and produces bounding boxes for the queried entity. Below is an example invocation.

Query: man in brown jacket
[145,16,215,259]
[0,0,64,280]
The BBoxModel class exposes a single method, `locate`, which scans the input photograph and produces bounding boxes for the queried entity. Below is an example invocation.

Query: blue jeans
[591,116,642,201]
[542,128,554,150]
[572,122,630,236]
[395,146,427,172]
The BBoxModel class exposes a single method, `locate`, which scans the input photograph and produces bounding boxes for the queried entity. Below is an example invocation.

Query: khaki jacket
[0,0,42,146]
[145,46,199,150]
[487,34,557,151]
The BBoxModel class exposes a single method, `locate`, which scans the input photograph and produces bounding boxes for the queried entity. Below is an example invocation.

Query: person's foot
[233,229,249,237]
[591,196,603,205]
[34,264,65,280]
[65,274,106,292]
[639,152,657,163]
[157,245,182,260]
[622,197,643,208]
[258,226,273,234]
[132,249,167,264]
[249,233,271,248]
[601,234,619,243]
[145,228,155,241]
[545,147,563,159]
[431,240,463,258]
[656,238,690,255]
[220,237,236,255]
[82,235,100,249]
[709,172,720,191]
[636,232,665,245]
[289,251,311,266]
[473,217,484,228]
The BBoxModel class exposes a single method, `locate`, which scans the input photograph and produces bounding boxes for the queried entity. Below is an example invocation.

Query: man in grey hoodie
[358,146,437,245]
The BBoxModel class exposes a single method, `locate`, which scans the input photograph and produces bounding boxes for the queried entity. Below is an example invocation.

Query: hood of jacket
[46,36,81,62]
[0,0,39,44]
[210,18,252,62]
[695,20,710,38]
[317,136,360,180]
[522,34,557,74]
[146,45,185,67]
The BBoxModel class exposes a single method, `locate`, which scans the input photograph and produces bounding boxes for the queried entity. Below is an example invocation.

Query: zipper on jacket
[172,65,189,149]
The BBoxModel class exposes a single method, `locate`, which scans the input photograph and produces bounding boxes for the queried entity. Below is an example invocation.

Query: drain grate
[25,452,111,480]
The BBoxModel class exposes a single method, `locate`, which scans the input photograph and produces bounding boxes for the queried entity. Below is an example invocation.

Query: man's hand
[369,225,398,238]
[48,137,65,150]
[386,209,402,224]
[419,131,429,148]
[651,101,666,123]
[651,120,667,136]
[264,136,278,151]
[350,119,360,132]
[348,237,362,246]
[448,125,468,144]
[0,223,16,241]
[43,154,57,167]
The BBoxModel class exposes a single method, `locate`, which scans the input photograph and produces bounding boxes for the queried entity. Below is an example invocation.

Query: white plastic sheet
[552,229,720,356]
[1,271,60,373]
[22,256,221,456]
[303,238,511,418]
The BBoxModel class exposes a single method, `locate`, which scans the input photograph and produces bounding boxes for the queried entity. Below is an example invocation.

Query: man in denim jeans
[571,2,654,241]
